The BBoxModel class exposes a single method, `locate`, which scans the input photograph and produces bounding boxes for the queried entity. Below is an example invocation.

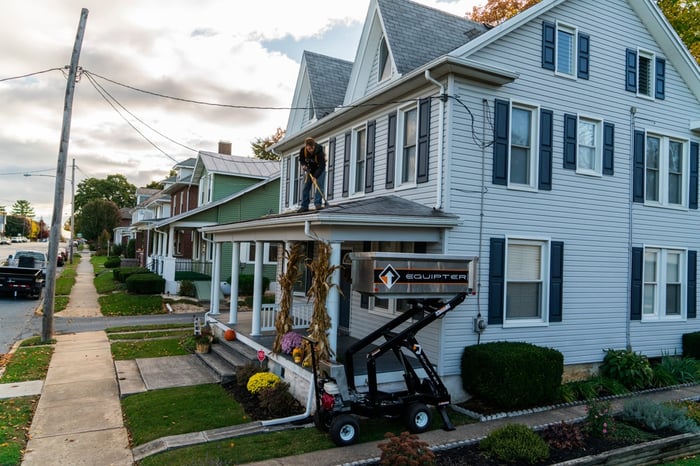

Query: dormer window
[378,37,391,82]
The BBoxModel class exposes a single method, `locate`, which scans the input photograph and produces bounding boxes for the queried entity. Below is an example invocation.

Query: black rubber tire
[329,414,359,446]
[404,402,432,433]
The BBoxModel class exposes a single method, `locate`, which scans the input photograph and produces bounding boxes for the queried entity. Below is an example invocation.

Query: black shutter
[542,21,555,70]
[327,137,336,200]
[626,48,637,92]
[284,157,291,207]
[631,247,643,321]
[655,57,665,100]
[386,112,397,189]
[342,131,351,197]
[603,122,615,175]
[633,130,645,203]
[577,33,590,79]
[416,98,431,183]
[493,99,509,185]
[488,237,505,325]
[539,109,553,190]
[690,142,699,210]
[563,113,577,170]
[365,120,376,193]
[549,241,564,322]
[360,241,371,309]
[689,250,697,319]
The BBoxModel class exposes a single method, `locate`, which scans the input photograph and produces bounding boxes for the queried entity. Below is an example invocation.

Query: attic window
[379,37,391,82]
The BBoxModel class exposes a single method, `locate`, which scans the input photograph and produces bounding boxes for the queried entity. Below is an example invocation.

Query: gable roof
[378,0,488,75]
[305,51,353,119]
[193,152,280,181]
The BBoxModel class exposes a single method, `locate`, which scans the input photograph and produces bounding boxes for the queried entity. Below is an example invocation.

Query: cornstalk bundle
[304,240,340,365]
[272,243,303,354]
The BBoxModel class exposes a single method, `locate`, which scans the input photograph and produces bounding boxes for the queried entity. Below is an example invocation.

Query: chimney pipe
[218,140,232,155]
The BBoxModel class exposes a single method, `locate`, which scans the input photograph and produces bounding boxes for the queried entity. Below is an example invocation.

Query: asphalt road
[0,296,42,353]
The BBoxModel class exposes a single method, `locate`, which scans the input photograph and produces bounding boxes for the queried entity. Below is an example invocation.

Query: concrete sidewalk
[22,331,133,466]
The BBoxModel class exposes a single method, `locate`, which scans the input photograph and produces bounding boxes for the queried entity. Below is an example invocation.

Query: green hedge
[461,341,563,410]
[683,331,700,359]
[225,274,271,295]
[114,266,150,282]
[104,256,121,269]
[125,272,165,294]
[174,271,211,281]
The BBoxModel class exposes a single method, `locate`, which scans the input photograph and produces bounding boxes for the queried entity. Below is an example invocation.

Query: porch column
[228,241,240,324]
[251,240,264,336]
[327,241,342,357]
[167,225,175,257]
[209,241,221,315]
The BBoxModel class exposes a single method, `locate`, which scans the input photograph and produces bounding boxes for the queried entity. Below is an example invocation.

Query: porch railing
[260,303,313,332]
[175,259,212,277]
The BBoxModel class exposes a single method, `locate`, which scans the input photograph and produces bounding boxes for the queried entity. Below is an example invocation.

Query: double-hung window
[643,247,685,320]
[542,21,589,79]
[505,238,549,324]
[509,104,538,188]
[352,127,366,194]
[398,106,418,185]
[645,134,687,207]
[555,24,576,76]
[577,117,603,175]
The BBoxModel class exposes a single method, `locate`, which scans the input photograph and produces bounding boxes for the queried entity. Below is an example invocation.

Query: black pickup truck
[0,266,44,299]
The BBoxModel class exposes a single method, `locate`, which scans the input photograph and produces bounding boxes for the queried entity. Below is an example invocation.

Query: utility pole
[43,8,89,343]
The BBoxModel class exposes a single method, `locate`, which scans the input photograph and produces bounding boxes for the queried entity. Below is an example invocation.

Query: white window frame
[199,173,213,205]
[644,132,688,208]
[508,102,539,190]
[351,126,366,195]
[242,242,278,265]
[636,49,655,99]
[504,237,550,327]
[642,246,686,321]
[554,22,577,78]
[576,115,603,176]
[396,104,418,188]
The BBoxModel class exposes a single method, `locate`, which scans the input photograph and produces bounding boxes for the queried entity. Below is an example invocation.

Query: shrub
[246,372,280,395]
[653,355,699,386]
[682,331,700,359]
[104,256,121,269]
[585,400,616,437]
[125,272,165,294]
[230,274,271,295]
[126,238,136,258]
[110,244,124,256]
[174,271,211,281]
[541,421,586,450]
[178,280,196,297]
[235,363,264,390]
[280,331,303,354]
[622,399,700,433]
[479,424,549,464]
[257,382,304,418]
[461,341,563,410]
[599,349,654,391]
[114,266,150,282]
[378,431,435,466]
[562,376,629,402]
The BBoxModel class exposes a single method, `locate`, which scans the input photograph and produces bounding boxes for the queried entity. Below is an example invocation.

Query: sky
[0,0,484,222]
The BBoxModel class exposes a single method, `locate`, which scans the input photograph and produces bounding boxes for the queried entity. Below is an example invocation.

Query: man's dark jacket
[298,144,326,179]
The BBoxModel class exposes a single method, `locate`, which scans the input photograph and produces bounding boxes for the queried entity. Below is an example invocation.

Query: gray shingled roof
[197,152,280,179]
[379,0,489,74]
[304,51,353,118]
[174,157,197,168]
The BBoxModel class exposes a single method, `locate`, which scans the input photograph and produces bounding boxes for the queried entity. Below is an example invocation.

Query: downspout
[261,380,315,426]
[201,231,215,322]
[425,69,446,210]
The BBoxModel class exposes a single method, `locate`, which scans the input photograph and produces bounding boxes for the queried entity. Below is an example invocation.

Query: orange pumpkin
[224,329,236,341]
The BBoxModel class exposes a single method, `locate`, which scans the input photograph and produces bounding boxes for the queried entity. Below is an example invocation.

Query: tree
[251,127,285,161]
[145,180,164,190]
[4,215,30,237]
[74,199,121,242]
[657,0,700,64]
[468,0,541,25]
[468,0,699,63]
[12,200,35,218]
[74,174,137,212]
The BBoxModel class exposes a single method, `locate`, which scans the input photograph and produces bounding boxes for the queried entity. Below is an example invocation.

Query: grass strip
[0,346,53,383]
[0,396,39,466]
[99,294,163,316]
[123,384,249,446]
[111,338,190,360]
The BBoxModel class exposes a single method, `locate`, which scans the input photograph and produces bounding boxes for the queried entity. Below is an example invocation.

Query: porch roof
[201,195,459,244]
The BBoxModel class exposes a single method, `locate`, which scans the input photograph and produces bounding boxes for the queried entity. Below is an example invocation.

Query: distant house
[202,0,700,397]
[148,146,279,295]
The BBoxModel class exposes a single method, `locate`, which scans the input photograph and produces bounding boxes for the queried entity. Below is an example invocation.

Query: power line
[0,67,64,83]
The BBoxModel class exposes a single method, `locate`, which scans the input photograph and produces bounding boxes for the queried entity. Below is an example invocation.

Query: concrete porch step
[196,339,259,383]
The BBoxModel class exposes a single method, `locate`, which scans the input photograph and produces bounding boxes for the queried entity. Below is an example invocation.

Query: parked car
[6,250,49,278]
[0,238,10,245]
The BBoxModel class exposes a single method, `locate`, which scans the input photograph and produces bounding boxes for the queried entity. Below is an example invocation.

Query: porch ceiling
[202,195,459,243]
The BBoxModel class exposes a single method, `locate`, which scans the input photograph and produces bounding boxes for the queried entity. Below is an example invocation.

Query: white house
[202,0,700,396]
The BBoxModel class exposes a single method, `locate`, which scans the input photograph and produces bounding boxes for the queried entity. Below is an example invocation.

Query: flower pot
[195,341,211,353]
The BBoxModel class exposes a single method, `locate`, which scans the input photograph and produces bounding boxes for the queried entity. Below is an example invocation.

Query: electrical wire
[0,67,64,83]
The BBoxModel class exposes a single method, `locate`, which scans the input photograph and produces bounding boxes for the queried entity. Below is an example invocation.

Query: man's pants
[301,171,326,208]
